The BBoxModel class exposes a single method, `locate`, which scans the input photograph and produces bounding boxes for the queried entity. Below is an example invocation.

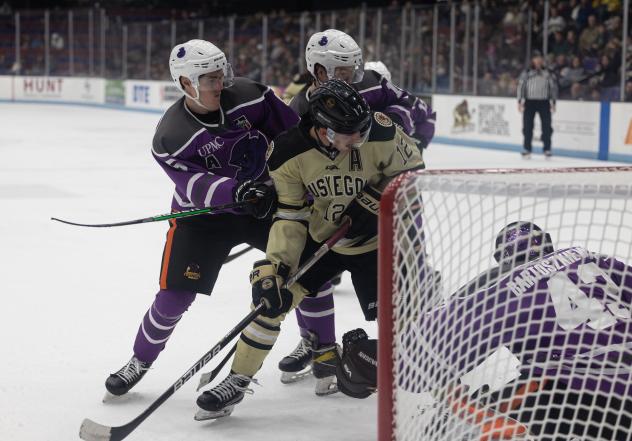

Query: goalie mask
[493,221,554,266]
[306,29,364,84]
[308,79,372,149]
[169,39,234,106]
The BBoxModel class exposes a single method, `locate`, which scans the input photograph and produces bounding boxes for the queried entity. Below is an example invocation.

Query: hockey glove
[344,186,381,239]
[336,328,377,399]
[234,180,277,220]
[250,260,293,318]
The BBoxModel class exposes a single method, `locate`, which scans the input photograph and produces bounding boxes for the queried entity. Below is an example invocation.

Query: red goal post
[378,166,632,441]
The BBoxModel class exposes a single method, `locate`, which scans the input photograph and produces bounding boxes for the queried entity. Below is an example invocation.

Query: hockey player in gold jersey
[195,79,424,419]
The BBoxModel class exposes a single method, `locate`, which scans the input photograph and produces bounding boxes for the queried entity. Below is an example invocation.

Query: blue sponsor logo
[177,47,186,58]
[318,36,328,46]
[133,85,150,103]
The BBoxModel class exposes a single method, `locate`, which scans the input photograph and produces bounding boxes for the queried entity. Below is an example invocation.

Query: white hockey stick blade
[280,367,312,384]
[79,418,112,441]
[197,371,213,391]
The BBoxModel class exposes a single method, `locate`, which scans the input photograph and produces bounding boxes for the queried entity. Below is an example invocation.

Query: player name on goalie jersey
[506,247,597,296]
[416,246,632,397]
[267,112,424,267]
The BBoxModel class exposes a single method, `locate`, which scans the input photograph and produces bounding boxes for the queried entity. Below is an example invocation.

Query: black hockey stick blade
[79,303,265,441]
[52,199,254,228]
[224,245,254,264]
[197,343,237,391]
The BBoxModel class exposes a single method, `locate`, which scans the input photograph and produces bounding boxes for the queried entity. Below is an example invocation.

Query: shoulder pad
[267,127,311,171]
[222,77,269,112]
[355,70,382,92]
[367,111,396,143]
[152,99,203,155]
[289,85,309,117]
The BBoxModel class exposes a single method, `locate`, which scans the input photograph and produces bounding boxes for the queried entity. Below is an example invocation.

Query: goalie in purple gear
[337,221,632,441]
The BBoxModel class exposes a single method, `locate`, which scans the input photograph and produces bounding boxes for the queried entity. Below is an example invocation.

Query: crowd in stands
[457,0,629,100]
[1,0,632,101]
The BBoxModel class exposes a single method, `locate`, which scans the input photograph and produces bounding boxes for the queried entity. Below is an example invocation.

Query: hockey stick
[79,220,350,441]
[224,246,254,264]
[196,343,237,391]
[195,219,351,390]
[51,199,255,228]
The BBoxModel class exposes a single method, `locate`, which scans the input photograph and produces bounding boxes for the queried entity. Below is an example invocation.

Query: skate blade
[280,367,312,384]
[315,376,338,396]
[102,390,140,403]
[194,406,235,421]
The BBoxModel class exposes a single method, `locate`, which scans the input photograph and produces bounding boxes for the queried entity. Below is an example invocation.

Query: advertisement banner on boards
[608,102,632,158]
[13,76,105,104]
[125,80,179,110]
[433,94,600,156]
[0,76,12,100]
[105,80,125,105]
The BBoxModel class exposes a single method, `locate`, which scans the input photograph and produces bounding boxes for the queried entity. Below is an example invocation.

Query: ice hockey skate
[194,371,254,421]
[103,356,152,401]
[278,336,313,384]
[312,342,341,396]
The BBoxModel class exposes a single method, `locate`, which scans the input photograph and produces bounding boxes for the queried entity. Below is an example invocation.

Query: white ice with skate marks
[0,102,623,441]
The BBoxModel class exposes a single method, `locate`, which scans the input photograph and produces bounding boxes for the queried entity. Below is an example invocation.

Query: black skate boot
[195,371,253,420]
[104,356,152,398]
[278,336,313,384]
[312,343,341,396]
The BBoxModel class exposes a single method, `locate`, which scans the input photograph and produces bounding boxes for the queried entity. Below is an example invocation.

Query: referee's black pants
[523,99,552,153]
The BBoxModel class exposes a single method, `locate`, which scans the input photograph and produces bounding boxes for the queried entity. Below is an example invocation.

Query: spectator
[589,87,602,100]
[560,55,586,87]
[566,29,579,55]
[579,15,601,55]
[548,7,566,36]
[567,81,587,100]
[551,31,571,56]
[478,72,496,96]
[596,55,619,89]
[575,0,596,30]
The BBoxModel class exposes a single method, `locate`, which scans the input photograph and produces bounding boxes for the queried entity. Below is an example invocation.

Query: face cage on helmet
[190,63,235,92]
[324,63,364,84]
[325,118,372,149]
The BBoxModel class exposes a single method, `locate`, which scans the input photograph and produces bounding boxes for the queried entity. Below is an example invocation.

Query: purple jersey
[220,77,299,138]
[152,77,298,212]
[290,70,435,145]
[416,247,632,398]
[152,97,271,212]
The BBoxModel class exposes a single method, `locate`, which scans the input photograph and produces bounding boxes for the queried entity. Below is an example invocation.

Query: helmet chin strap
[183,84,214,112]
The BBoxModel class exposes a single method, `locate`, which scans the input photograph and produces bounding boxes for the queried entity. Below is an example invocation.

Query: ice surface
[0,103,621,441]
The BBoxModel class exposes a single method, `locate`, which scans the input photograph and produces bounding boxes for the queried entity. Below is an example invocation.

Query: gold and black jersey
[266,111,425,272]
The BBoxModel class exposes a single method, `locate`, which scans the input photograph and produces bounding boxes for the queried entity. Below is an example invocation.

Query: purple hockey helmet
[493,221,554,265]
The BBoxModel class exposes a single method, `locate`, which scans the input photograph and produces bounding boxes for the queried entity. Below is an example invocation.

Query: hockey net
[378,167,632,441]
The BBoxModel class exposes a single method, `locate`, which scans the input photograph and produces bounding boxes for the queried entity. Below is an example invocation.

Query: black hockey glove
[250,260,293,318]
[344,186,381,239]
[336,328,377,399]
[234,180,277,220]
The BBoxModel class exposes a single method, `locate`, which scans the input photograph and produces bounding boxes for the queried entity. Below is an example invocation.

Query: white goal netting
[378,167,632,441]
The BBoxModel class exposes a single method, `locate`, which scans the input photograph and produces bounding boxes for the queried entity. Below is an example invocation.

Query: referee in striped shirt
[517,51,558,158]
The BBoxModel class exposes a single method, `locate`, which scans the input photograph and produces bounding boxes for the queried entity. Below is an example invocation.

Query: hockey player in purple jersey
[103,39,305,398]
[337,221,632,440]
[277,28,437,389]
